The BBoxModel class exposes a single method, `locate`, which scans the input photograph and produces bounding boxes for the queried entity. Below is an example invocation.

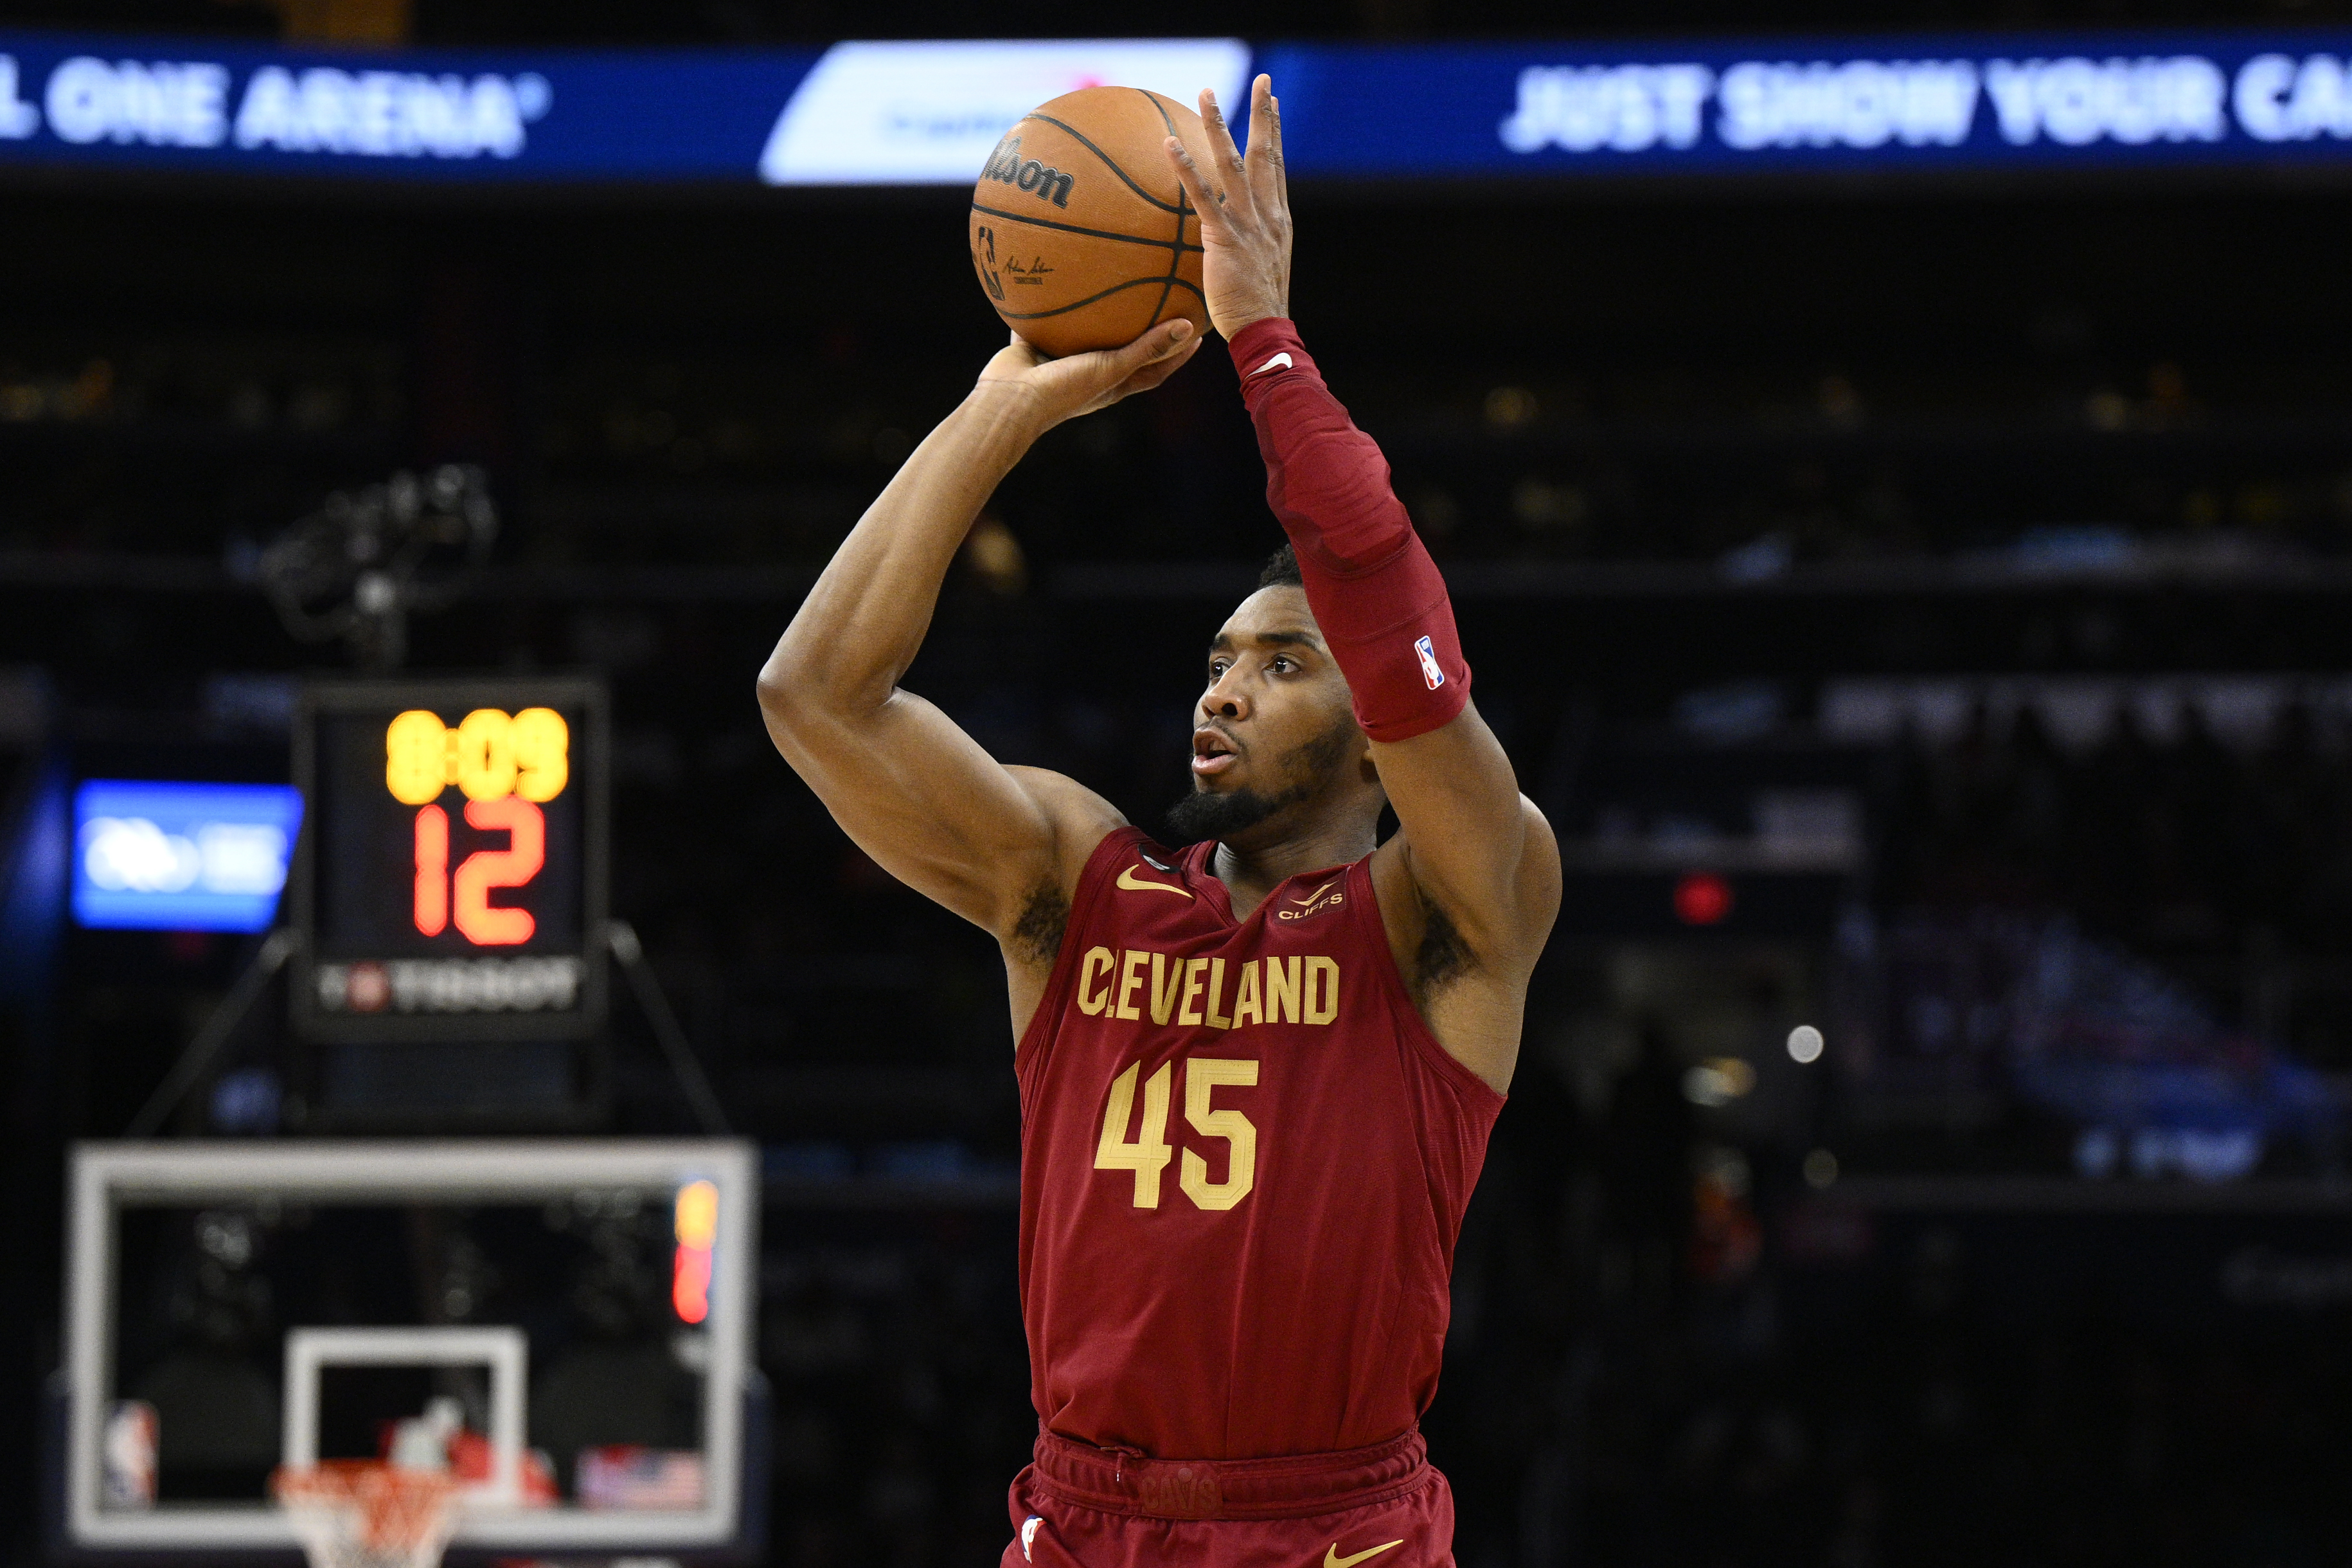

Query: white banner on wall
[758,37,1251,186]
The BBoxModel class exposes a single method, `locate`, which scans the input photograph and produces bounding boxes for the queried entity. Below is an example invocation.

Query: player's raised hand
[1164,74,1291,339]
[976,319,1200,431]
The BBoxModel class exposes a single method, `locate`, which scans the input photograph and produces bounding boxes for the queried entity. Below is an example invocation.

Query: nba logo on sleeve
[1414,636,1445,690]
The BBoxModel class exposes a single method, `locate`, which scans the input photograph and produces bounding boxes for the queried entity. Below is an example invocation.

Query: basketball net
[271,1461,461,1568]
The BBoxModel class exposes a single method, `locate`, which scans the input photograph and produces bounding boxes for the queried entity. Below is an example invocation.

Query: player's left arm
[1170,77,1564,1088]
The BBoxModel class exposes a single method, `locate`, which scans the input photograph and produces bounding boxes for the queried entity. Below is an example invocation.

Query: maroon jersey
[1013,826,1504,1461]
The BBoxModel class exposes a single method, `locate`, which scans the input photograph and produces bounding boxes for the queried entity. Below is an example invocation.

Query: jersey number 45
[1094,1058,1258,1212]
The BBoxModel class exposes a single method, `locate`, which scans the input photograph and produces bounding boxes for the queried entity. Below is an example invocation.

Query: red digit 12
[413,797,544,945]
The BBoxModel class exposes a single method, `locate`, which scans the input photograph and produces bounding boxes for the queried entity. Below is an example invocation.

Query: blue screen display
[6,31,2352,187]
[1256,34,2352,180]
[73,780,305,932]
[0,33,820,184]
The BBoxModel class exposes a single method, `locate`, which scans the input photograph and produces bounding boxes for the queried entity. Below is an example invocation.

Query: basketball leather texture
[969,87,1211,358]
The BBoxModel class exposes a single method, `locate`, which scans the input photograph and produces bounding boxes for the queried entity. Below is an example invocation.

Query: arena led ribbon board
[290,679,609,1044]
[16,30,2352,189]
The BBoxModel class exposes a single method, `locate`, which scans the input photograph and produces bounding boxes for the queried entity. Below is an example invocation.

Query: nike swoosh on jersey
[1324,1542,1404,1568]
[1251,352,1294,377]
[1116,864,1193,899]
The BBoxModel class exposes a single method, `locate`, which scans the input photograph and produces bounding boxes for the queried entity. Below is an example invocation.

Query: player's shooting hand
[1165,75,1291,339]
[976,319,1200,432]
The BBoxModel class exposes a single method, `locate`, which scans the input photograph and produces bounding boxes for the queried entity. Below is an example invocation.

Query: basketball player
[758,74,1559,1568]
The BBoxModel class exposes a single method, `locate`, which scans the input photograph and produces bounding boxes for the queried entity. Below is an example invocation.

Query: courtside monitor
[290,678,609,1044]
[55,1141,760,1563]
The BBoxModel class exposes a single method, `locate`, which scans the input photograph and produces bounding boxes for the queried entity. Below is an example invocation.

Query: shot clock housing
[290,677,610,1049]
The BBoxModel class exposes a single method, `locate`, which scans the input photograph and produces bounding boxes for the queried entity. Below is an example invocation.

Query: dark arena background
[11,1,2352,1566]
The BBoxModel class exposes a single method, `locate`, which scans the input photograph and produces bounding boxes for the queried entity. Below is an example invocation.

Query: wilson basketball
[969,87,1213,358]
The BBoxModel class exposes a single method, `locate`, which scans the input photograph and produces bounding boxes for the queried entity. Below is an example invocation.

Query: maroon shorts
[1001,1429,1455,1568]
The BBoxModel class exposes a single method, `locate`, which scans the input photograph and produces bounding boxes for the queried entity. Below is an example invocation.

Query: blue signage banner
[0,31,817,182]
[1256,33,2352,179]
[6,30,2352,187]
[0,34,1244,186]
[73,780,304,932]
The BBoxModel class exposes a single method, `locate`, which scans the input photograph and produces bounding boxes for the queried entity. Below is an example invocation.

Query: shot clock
[292,678,609,1042]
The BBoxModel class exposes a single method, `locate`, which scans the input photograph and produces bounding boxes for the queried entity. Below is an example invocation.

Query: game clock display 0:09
[291,678,609,1043]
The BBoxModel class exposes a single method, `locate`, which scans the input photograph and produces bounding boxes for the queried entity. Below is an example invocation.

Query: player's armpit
[1000,765,1130,962]
[1368,699,1562,973]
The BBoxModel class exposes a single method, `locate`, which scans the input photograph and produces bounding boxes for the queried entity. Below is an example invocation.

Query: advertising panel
[5,31,2352,186]
[757,38,1249,184]
[0,33,1246,186]
[0,32,816,181]
[1258,33,2352,179]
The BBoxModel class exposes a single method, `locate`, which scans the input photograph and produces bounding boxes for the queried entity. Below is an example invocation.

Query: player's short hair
[1257,543,1303,589]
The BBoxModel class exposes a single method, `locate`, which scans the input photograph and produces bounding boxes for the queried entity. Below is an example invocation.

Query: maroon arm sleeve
[1229,317,1470,744]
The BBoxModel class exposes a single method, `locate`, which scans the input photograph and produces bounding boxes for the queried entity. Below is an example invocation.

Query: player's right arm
[758,323,1200,963]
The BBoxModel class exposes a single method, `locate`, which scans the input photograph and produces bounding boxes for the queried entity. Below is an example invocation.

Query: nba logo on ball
[1414,635,1445,690]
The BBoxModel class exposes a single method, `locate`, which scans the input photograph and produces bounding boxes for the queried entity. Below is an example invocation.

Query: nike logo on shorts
[1324,1542,1404,1568]
[1251,352,1294,377]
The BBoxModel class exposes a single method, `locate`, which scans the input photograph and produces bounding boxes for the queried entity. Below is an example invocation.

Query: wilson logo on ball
[981,134,1076,208]
[967,87,1210,357]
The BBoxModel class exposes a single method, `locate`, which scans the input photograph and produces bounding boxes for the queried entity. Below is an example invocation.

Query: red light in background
[672,1179,718,1325]
[672,1247,711,1324]
[1673,873,1734,925]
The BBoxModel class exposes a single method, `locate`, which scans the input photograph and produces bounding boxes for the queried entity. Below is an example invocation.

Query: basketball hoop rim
[272,1461,464,1568]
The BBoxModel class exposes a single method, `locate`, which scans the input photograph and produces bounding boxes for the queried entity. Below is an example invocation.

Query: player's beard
[1164,712,1358,846]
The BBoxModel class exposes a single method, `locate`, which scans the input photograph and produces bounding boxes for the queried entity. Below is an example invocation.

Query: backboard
[53,1140,760,1564]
